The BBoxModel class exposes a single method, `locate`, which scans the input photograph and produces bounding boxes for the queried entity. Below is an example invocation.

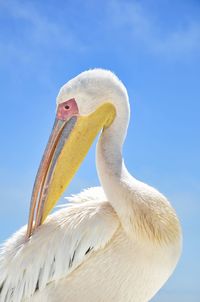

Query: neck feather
[96,125,181,246]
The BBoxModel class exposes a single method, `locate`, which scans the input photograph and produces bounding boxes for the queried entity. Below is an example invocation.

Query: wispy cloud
[1,0,199,62]
[6,1,82,47]
[0,0,84,64]
[107,0,200,58]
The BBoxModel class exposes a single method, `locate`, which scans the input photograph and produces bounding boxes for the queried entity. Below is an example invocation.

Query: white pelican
[0,69,182,302]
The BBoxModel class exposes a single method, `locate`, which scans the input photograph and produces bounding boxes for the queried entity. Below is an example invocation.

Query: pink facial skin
[56,98,79,121]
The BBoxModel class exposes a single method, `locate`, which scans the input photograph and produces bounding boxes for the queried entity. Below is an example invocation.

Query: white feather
[0,189,118,302]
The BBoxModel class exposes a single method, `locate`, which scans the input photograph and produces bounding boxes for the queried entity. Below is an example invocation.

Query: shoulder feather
[0,193,118,302]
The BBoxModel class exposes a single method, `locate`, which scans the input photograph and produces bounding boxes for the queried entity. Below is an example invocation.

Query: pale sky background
[0,0,200,301]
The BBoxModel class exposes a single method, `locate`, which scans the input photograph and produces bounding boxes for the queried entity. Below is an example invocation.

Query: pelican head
[27,69,130,237]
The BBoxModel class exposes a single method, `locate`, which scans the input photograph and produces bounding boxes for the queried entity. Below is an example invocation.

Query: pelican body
[0,69,182,302]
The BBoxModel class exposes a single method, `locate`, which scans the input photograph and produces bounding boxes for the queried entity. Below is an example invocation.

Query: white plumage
[0,69,182,302]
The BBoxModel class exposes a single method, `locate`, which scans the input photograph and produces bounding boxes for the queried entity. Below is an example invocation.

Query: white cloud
[108,0,200,58]
[1,0,199,61]
[0,0,84,58]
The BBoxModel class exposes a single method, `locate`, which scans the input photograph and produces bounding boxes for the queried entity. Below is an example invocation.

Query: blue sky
[0,0,200,301]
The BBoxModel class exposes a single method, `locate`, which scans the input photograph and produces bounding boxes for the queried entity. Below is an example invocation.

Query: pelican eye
[64,104,70,110]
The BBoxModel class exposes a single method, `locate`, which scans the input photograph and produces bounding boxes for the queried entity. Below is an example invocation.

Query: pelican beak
[26,99,116,238]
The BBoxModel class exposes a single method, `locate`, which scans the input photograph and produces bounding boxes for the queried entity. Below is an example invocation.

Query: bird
[0,69,182,302]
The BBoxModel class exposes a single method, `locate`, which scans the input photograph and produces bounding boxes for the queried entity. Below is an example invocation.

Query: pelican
[0,69,182,302]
